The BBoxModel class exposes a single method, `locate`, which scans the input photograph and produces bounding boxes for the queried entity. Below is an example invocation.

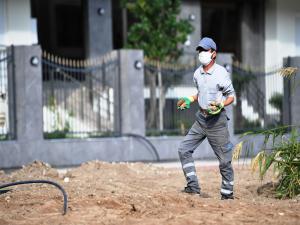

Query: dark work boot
[181,186,200,195]
[221,194,234,200]
[181,186,211,198]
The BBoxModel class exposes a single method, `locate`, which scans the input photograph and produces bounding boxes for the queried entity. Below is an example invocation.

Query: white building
[0,0,299,131]
[0,0,37,46]
[1,0,299,68]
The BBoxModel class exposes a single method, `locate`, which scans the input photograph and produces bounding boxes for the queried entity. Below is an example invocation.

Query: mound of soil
[257,182,278,198]
[0,160,299,225]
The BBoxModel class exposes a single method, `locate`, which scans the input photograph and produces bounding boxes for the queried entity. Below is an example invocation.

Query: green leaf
[123,0,194,61]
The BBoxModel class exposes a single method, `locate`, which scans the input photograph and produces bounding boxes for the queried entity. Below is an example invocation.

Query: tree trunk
[158,64,164,131]
[147,71,157,129]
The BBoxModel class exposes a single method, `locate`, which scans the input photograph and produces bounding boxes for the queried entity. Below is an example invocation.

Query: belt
[199,107,224,117]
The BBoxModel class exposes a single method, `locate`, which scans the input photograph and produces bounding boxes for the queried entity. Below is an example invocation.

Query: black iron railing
[144,59,197,136]
[144,59,287,135]
[232,64,284,133]
[42,51,120,138]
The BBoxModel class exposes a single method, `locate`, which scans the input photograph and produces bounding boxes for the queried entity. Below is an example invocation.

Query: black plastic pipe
[0,180,68,215]
[122,133,160,161]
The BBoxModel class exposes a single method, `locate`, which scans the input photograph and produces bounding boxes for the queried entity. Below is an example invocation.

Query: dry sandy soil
[0,160,299,225]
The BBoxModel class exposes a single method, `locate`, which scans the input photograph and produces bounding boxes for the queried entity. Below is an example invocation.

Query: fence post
[216,53,234,137]
[118,50,145,136]
[84,0,113,57]
[12,45,43,141]
[283,56,300,126]
[283,57,291,125]
[4,46,16,139]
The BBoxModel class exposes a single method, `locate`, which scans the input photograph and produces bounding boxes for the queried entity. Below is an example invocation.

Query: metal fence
[144,59,197,136]
[144,59,287,135]
[42,51,120,138]
[232,64,284,133]
[0,47,14,140]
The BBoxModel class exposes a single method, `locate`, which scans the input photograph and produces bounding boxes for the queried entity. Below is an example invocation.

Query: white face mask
[198,51,212,66]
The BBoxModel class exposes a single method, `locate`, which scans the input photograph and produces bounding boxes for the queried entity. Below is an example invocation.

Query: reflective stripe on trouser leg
[221,180,234,195]
[204,112,234,196]
[178,121,206,192]
[180,160,199,191]
[178,153,200,191]
[219,143,234,196]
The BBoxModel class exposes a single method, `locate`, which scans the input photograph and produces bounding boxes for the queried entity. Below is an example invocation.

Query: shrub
[235,126,300,198]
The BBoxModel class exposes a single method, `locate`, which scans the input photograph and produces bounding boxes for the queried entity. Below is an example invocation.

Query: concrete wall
[265,0,300,114]
[265,0,300,70]
[85,0,113,58]
[0,133,266,169]
[119,50,145,135]
[241,1,265,71]
[0,46,263,169]
[0,46,147,169]
[180,0,201,56]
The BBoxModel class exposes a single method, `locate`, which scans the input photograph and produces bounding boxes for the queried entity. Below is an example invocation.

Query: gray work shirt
[193,63,235,110]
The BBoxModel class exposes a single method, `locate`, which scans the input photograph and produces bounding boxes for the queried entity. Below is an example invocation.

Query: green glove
[177,96,194,110]
[207,102,224,115]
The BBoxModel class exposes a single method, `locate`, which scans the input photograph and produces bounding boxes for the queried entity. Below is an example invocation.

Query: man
[177,37,235,200]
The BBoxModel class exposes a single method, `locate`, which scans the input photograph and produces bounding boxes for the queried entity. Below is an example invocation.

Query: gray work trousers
[178,110,234,196]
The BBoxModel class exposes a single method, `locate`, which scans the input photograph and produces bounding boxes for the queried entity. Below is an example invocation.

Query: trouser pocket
[220,142,234,162]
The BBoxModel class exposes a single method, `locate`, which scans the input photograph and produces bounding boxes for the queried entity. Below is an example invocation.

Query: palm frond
[232,141,243,160]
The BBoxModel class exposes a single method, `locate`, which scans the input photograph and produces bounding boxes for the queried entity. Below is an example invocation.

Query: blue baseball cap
[196,37,217,51]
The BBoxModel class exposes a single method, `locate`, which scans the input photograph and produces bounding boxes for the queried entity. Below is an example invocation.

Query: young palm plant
[232,66,300,199]
[234,125,300,199]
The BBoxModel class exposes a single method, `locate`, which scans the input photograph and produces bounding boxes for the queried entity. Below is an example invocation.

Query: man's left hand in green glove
[207,101,224,115]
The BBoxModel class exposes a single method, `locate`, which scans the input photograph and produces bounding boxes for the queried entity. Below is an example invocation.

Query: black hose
[0,189,11,194]
[123,133,160,161]
[0,180,68,215]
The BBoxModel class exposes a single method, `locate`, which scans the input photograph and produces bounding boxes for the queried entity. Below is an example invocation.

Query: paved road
[151,158,251,168]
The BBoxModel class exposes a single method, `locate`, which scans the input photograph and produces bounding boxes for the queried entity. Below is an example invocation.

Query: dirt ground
[0,160,299,225]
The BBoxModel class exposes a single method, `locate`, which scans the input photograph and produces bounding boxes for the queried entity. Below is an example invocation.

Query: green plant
[232,66,300,198]
[0,134,7,141]
[234,117,262,134]
[46,96,72,138]
[44,131,67,139]
[123,0,193,130]
[232,72,256,93]
[235,126,300,198]
[123,0,193,61]
[269,92,283,111]
[146,129,182,136]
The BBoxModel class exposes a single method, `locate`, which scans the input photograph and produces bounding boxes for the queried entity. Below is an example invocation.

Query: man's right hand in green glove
[177,96,195,110]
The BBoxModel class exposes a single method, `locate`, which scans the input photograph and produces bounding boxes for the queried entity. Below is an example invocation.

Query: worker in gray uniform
[177,37,235,200]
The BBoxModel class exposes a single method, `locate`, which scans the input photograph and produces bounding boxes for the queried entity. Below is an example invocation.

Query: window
[55,4,83,48]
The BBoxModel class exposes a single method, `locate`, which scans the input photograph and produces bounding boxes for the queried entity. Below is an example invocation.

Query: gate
[42,51,120,138]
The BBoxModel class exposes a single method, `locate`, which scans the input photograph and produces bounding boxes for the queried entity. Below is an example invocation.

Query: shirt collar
[200,64,216,75]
